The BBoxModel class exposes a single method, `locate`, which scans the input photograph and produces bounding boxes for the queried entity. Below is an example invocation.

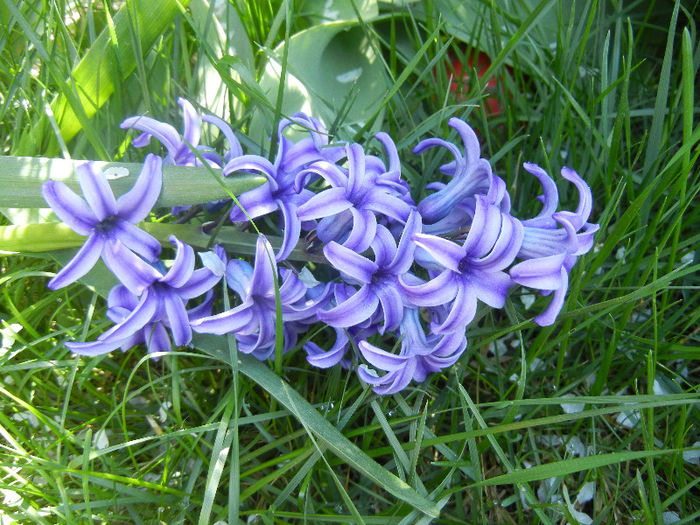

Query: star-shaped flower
[41,154,163,293]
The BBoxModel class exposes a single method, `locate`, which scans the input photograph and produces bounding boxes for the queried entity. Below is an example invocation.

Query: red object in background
[446,49,510,116]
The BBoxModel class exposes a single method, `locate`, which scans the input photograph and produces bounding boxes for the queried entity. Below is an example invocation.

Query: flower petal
[112,219,161,261]
[48,233,105,290]
[191,300,255,335]
[160,236,195,288]
[163,292,191,346]
[533,267,569,326]
[67,337,129,356]
[323,241,377,284]
[101,240,160,295]
[359,341,408,371]
[342,207,377,253]
[77,163,118,221]
[412,233,464,273]
[41,180,96,235]
[296,187,351,221]
[276,200,301,262]
[98,288,158,342]
[121,116,182,157]
[376,284,404,334]
[434,283,477,333]
[116,154,163,223]
[399,270,457,307]
[317,285,379,328]
[510,253,567,290]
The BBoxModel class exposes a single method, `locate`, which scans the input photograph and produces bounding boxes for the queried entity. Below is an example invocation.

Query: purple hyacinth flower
[296,139,414,253]
[415,117,510,234]
[121,98,231,167]
[67,238,226,356]
[318,210,422,333]
[191,235,322,359]
[356,308,467,395]
[41,154,163,293]
[509,163,599,326]
[400,196,523,333]
[224,113,343,261]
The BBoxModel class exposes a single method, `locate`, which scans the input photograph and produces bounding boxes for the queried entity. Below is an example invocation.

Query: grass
[1,0,698,523]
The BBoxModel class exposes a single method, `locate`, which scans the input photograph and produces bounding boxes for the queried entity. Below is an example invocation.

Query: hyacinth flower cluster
[43,100,598,394]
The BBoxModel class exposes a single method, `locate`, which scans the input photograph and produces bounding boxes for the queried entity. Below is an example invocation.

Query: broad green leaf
[194,335,441,519]
[0,156,264,209]
[252,21,388,142]
[16,0,190,155]
[0,222,323,266]
[301,0,379,24]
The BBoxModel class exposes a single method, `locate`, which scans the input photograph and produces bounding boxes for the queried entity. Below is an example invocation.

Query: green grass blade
[194,337,441,518]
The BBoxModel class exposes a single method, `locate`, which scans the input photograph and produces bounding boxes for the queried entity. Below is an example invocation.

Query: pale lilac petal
[468,270,513,308]
[223,155,277,188]
[399,271,457,307]
[533,267,569,326]
[41,180,96,235]
[77,163,118,220]
[121,116,182,156]
[373,360,416,395]
[376,284,404,334]
[67,337,128,356]
[295,161,347,191]
[107,285,138,311]
[364,192,412,222]
[202,113,243,159]
[317,285,379,328]
[145,322,172,354]
[48,233,105,289]
[342,208,377,253]
[98,289,158,341]
[276,200,301,262]
[178,268,222,299]
[163,293,191,346]
[111,219,161,261]
[225,260,253,299]
[523,162,559,220]
[178,98,201,146]
[374,132,400,176]
[450,117,481,164]
[249,236,277,298]
[412,234,464,272]
[305,329,349,368]
[387,210,422,275]
[471,214,523,271]
[510,253,567,290]
[359,341,408,371]
[191,300,255,335]
[229,182,278,222]
[434,284,477,333]
[116,154,163,222]
[101,240,160,295]
[160,236,195,288]
[463,197,502,257]
[346,143,366,197]
[323,242,377,284]
[296,187,351,221]
[370,225,397,269]
[561,166,593,227]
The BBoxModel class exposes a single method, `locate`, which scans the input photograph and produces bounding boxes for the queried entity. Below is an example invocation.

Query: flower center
[95,215,120,234]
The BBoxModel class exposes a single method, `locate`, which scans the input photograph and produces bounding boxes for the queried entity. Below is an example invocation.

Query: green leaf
[251,21,388,142]
[0,156,264,209]
[15,0,190,155]
[470,449,684,487]
[194,335,441,519]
